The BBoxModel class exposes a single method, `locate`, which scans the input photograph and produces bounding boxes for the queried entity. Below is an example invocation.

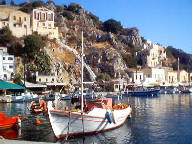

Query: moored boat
[48,98,132,138]
[0,112,21,129]
[48,32,132,139]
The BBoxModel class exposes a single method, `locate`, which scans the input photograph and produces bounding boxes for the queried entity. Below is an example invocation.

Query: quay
[0,139,55,144]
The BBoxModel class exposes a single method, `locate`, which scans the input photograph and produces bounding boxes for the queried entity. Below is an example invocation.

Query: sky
[9,0,192,54]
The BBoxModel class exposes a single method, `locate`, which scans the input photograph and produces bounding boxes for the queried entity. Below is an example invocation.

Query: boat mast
[81,31,84,112]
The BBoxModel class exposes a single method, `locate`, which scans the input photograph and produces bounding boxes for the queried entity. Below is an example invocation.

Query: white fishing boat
[48,32,132,139]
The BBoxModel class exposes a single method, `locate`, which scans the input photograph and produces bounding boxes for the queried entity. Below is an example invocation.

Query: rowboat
[0,112,20,129]
[48,32,132,139]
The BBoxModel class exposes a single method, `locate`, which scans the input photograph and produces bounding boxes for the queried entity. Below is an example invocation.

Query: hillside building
[0,51,15,81]
[142,67,165,85]
[166,70,178,84]
[0,7,32,37]
[31,7,58,39]
[127,68,144,84]
[137,40,167,67]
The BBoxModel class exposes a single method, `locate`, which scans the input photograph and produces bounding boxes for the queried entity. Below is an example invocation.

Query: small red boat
[0,112,20,129]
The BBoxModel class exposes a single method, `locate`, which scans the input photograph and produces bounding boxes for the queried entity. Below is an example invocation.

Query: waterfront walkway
[0,139,56,144]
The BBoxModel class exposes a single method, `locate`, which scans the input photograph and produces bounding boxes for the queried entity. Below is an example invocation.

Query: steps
[56,39,96,81]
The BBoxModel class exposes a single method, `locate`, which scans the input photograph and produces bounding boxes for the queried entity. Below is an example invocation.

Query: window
[9,65,13,69]
[8,57,13,60]
[34,11,36,19]
[24,25,27,28]
[3,57,5,60]
[13,16,16,20]
[13,23,16,27]
[48,24,51,27]
[39,78,41,82]
[46,78,48,82]
[43,23,45,26]
[24,17,26,21]
[52,78,54,82]
[19,17,21,22]
[3,22,5,25]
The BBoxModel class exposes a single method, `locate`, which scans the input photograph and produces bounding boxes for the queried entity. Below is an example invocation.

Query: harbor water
[1,94,192,144]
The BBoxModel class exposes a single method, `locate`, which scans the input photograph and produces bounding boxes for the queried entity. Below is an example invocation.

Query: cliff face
[43,2,144,84]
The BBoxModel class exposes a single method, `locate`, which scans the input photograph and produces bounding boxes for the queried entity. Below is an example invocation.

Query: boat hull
[48,101,132,138]
[124,90,160,96]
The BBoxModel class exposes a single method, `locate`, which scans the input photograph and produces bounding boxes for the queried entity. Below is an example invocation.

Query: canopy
[0,80,24,90]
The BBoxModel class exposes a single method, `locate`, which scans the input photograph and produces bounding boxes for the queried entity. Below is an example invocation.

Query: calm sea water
[1,94,192,144]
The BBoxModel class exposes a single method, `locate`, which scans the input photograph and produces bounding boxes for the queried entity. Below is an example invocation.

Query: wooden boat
[48,98,132,139]
[48,32,132,139]
[0,112,20,129]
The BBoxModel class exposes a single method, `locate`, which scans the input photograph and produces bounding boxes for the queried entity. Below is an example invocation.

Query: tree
[87,12,100,26]
[67,3,82,13]
[103,19,123,34]
[62,10,74,20]
[24,35,45,59]
[0,27,15,46]
[8,42,24,56]
[96,73,111,82]
[122,53,137,68]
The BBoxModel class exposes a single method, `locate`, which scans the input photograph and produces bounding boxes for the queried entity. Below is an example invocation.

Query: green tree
[13,74,22,85]
[62,10,74,20]
[32,1,45,7]
[67,3,82,13]
[103,19,123,34]
[34,51,51,74]
[96,73,111,82]
[122,53,137,68]
[24,35,45,59]
[8,42,24,56]
[87,12,100,26]
[0,27,15,46]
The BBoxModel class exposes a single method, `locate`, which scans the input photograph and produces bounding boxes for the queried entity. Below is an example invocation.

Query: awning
[0,80,24,90]
[21,80,47,88]
[46,82,67,86]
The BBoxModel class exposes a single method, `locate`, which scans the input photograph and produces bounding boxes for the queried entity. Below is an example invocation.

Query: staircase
[56,39,96,81]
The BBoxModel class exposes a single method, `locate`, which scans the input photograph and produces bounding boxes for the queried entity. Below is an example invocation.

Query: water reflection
[1,94,192,143]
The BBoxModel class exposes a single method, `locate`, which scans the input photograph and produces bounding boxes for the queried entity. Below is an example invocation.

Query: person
[30,97,47,113]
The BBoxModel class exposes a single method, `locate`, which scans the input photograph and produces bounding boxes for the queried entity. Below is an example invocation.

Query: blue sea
[1,94,192,144]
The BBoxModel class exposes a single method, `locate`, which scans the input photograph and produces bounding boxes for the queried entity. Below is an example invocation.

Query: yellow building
[0,7,32,37]
[31,7,58,39]
[138,41,167,68]
[166,70,178,84]
[179,70,189,83]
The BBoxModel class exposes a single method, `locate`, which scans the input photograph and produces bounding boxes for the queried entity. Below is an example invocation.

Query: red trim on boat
[51,113,108,123]
[50,110,106,119]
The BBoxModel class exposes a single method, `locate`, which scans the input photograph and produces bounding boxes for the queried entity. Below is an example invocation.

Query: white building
[0,7,32,37]
[142,67,165,85]
[31,7,59,39]
[0,52,15,81]
[127,68,144,84]
[137,41,167,67]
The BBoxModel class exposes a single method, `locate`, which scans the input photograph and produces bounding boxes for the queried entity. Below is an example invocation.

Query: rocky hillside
[3,1,191,87]
[43,2,143,83]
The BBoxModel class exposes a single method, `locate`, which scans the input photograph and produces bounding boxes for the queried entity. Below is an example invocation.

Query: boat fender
[106,111,113,124]
[111,110,116,124]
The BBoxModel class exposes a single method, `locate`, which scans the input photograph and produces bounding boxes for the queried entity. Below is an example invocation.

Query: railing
[56,39,96,81]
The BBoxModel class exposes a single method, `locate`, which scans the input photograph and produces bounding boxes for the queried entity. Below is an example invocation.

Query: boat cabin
[86,98,112,111]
